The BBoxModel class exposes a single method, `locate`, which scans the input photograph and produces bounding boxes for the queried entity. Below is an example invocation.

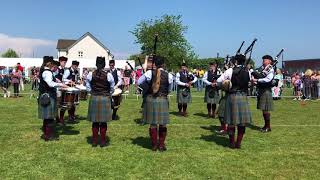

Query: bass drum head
[112,88,122,96]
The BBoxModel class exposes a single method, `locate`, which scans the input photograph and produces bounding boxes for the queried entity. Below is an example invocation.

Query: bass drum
[112,88,123,109]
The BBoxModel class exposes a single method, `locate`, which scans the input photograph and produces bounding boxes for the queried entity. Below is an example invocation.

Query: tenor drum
[76,85,88,100]
[112,88,122,109]
[60,87,80,108]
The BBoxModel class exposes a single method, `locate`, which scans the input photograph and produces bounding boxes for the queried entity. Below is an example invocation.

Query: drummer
[86,56,115,147]
[109,59,123,120]
[55,56,68,125]
[61,60,80,123]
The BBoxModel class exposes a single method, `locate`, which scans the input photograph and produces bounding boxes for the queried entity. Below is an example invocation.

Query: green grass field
[0,86,319,179]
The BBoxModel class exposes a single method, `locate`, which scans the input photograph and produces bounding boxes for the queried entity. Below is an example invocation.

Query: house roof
[56,39,77,50]
[56,32,113,56]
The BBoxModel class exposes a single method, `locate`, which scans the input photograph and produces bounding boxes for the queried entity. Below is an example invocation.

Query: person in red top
[17,63,24,91]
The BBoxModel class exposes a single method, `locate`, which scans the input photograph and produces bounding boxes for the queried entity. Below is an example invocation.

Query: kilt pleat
[176,88,192,104]
[87,95,112,123]
[143,96,169,125]
[257,89,273,111]
[204,87,220,104]
[38,97,57,119]
[224,92,252,126]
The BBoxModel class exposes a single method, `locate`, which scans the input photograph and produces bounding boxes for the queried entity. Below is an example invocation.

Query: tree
[1,48,19,58]
[130,15,197,71]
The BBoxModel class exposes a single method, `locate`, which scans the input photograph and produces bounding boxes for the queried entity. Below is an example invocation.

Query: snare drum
[60,87,80,108]
[112,88,122,109]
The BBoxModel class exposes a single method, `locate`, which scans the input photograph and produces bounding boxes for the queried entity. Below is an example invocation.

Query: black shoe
[159,146,167,152]
[260,127,272,133]
[215,129,227,135]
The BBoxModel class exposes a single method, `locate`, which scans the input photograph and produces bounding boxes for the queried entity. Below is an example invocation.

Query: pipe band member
[86,57,115,147]
[108,59,123,120]
[203,61,221,118]
[175,63,197,117]
[217,54,252,149]
[38,56,68,141]
[138,56,173,151]
[252,55,275,133]
[61,60,80,123]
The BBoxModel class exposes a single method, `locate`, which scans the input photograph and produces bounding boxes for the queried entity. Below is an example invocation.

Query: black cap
[72,60,79,66]
[209,61,216,65]
[109,59,115,64]
[59,56,68,62]
[53,60,60,66]
[96,56,106,68]
[181,62,187,67]
[155,56,165,67]
[43,56,54,64]
[234,54,246,64]
[262,55,274,61]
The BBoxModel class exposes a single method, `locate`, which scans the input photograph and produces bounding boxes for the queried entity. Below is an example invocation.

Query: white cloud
[112,51,131,60]
[0,33,55,57]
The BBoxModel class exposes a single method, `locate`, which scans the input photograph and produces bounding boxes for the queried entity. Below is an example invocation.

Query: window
[78,51,83,58]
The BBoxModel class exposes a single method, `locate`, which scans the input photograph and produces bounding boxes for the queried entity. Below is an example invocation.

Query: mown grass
[0,86,319,179]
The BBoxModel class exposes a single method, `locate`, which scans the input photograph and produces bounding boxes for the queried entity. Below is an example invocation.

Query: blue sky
[0,0,319,64]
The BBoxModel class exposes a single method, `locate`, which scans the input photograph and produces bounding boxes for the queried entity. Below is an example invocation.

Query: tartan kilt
[143,96,169,125]
[38,97,58,120]
[217,94,227,118]
[204,87,220,104]
[225,92,252,126]
[257,89,273,111]
[87,95,112,123]
[176,87,192,104]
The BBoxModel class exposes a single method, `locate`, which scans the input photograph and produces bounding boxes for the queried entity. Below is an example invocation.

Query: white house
[56,32,113,60]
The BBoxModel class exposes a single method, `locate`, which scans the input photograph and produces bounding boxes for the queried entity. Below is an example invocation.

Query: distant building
[56,32,113,60]
[282,59,320,73]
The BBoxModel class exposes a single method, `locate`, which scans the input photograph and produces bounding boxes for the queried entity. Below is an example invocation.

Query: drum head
[112,88,122,96]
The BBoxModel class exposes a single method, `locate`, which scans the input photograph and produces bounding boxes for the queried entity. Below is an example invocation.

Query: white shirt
[217,67,252,83]
[110,68,123,88]
[85,71,115,94]
[42,67,63,88]
[175,71,197,86]
[137,69,173,92]
[63,67,77,83]
[203,70,220,86]
[258,67,275,83]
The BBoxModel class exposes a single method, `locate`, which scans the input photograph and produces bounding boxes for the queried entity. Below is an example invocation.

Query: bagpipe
[137,34,159,96]
[221,39,257,91]
[251,49,284,87]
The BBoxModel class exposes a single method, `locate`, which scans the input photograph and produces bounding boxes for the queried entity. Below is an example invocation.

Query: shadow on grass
[247,124,261,131]
[75,115,87,121]
[134,118,147,126]
[169,111,181,117]
[200,125,220,132]
[131,136,151,150]
[200,125,229,147]
[199,134,229,147]
[86,136,110,146]
[56,125,80,136]
[194,113,209,118]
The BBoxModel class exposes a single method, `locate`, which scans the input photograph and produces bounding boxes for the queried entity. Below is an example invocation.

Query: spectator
[195,68,205,92]
[302,69,313,100]
[293,74,302,101]
[17,63,24,91]
[11,67,22,97]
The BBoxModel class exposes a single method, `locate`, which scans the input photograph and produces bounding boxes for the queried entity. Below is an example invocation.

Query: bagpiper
[176,63,197,117]
[203,62,221,118]
[108,59,123,120]
[217,54,252,149]
[137,56,173,151]
[252,55,275,133]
